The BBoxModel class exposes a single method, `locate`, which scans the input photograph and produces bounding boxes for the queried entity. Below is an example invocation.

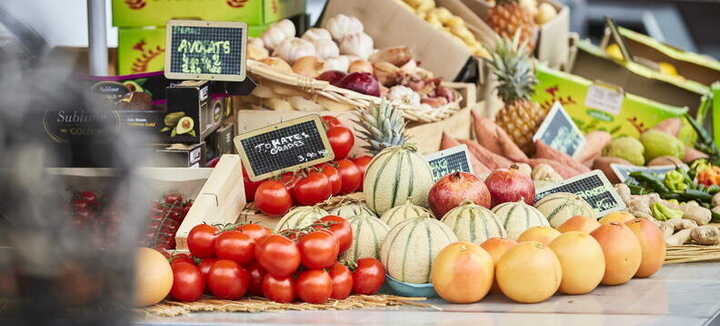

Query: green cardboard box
[532,64,687,139]
[112,0,306,27]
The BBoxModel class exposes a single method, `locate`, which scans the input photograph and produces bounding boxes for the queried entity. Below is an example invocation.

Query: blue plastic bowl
[384,274,437,298]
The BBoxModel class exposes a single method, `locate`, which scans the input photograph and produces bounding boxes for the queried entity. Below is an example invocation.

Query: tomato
[80,191,98,206]
[352,258,385,295]
[328,263,353,300]
[317,215,352,253]
[206,156,220,168]
[246,263,266,296]
[242,167,261,202]
[262,274,295,303]
[207,260,249,299]
[169,253,194,266]
[187,224,218,258]
[280,172,301,192]
[336,160,362,194]
[320,164,342,195]
[291,171,332,206]
[164,193,183,205]
[352,155,373,190]
[296,269,333,304]
[431,242,494,303]
[198,258,217,279]
[255,180,293,216]
[321,115,343,129]
[237,224,272,243]
[170,262,204,302]
[297,231,339,269]
[327,126,354,160]
[214,230,255,266]
[255,234,301,277]
[72,199,89,211]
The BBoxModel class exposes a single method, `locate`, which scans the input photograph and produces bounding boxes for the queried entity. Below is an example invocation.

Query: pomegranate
[428,172,491,218]
[337,72,380,97]
[317,70,346,86]
[484,165,536,207]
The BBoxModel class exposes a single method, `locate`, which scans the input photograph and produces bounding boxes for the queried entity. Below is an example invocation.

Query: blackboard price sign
[425,145,473,181]
[533,102,585,158]
[535,170,626,216]
[611,164,686,184]
[165,20,247,82]
[234,115,334,182]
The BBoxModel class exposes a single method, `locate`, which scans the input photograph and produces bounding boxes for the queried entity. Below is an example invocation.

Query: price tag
[611,164,687,184]
[165,20,247,82]
[425,145,473,181]
[234,115,334,182]
[585,83,624,115]
[535,170,626,216]
[533,102,585,158]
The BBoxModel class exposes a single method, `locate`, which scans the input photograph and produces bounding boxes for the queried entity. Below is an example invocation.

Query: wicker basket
[246,60,463,123]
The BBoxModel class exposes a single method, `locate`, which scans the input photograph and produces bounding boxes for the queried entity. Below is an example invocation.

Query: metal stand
[87,0,107,76]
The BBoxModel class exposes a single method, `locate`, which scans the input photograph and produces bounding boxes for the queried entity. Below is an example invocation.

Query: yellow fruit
[496,241,562,303]
[626,218,666,278]
[480,237,518,293]
[135,247,173,307]
[599,211,634,224]
[591,223,642,285]
[557,215,601,234]
[517,226,561,245]
[431,242,494,304]
[658,62,678,76]
[606,44,624,60]
[549,231,605,294]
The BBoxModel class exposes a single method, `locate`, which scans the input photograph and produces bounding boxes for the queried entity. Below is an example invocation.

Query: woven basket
[246,60,463,123]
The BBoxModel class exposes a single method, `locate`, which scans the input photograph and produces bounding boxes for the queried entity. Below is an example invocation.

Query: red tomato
[352,155,373,190]
[255,180,293,216]
[291,171,332,206]
[207,260,249,300]
[280,172,301,192]
[214,230,255,266]
[328,263,353,300]
[317,215,352,253]
[170,262,204,302]
[296,269,333,304]
[320,164,342,195]
[242,167,261,202]
[187,224,218,258]
[321,115,343,129]
[246,263,266,296]
[352,258,385,295]
[169,253,194,266]
[164,193,183,205]
[327,126,354,160]
[297,231,339,269]
[72,199,89,211]
[237,224,272,243]
[255,234,301,277]
[198,258,217,279]
[79,191,98,206]
[262,274,295,303]
[336,160,362,194]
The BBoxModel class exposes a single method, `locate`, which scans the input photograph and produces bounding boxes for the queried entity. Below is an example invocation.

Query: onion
[348,60,373,74]
[258,57,293,74]
[292,56,325,77]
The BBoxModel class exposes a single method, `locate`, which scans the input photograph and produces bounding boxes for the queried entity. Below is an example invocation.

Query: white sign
[585,83,624,115]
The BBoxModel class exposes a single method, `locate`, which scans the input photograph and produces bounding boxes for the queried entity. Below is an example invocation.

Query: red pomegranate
[428,172,491,218]
[484,165,536,207]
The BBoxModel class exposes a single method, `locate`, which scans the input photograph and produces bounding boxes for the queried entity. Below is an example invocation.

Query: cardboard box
[149,143,206,168]
[112,0,306,27]
[206,121,236,160]
[164,81,224,144]
[532,64,688,139]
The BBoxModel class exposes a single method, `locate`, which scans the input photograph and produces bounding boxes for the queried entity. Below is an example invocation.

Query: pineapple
[354,100,408,155]
[490,35,545,153]
[486,0,538,51]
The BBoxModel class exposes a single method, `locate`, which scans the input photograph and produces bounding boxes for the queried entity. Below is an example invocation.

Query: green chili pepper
[629,172,670,194]
[650,202,684,221]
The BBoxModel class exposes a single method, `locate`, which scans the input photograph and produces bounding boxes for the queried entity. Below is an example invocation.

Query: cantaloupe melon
[380,200,434,228]
[329,202,377,219]
[492,201,549,240]
[380,217,458,284]
[274,206,328,232]
[341,212,390,262]
[441,202,506,244]
[364,145,434,215]
[535,192,595,227]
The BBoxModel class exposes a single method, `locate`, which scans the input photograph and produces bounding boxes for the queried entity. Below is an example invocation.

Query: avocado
[163,111,186,127]
[175,116,194,135]
[123,81,144,93]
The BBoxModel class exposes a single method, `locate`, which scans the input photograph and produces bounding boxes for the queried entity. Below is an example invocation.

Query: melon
[535,192,595,227]
[496,241,562,303]
[341,212,390,262]
[380,217,458,283]
[363,144,434,215]
[329,202,377,219]
[380,200,434,228]
[441,202,506,244]
[274,206,328,232]
[492,201,550,240]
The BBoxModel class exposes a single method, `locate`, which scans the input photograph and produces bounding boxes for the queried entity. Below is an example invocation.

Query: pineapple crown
[487,34,538,104]
[353,100,409,155]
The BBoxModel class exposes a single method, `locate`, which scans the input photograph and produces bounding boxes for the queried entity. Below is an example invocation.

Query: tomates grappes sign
[164,20,247,82]
[535,170,626,215]
[234,115,334,182]
[533,102,585,159]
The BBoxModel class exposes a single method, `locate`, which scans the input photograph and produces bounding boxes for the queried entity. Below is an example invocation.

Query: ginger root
[690,225,720,245]
[666,228,693,246]
[614,184,632,204]
[712,192,720,208]
[659,222,674,238]
[532,163,563,182]
[679,201,711,225]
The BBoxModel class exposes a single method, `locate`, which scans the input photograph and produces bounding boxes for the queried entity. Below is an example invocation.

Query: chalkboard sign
[611,164,686,184]
[425,145,473,181]
[165,20,247,82]
[234,115,334,182]
[535,170,626,216]
[533,102,585,158]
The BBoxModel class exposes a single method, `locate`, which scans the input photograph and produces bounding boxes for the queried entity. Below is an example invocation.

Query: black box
[164,81,223,144]
[206,121,235,160]
[148,143,205,168]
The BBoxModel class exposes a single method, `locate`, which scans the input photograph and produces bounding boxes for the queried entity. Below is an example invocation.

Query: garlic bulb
[323,56,350,73]
[273,38,316,64]
[311,38,340,59]
[339,33,374,60]
[387,86,421,106]
[248,37,265,50]
[302,28,332,43]
[261,19,295,50]
[325,14,364,41]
